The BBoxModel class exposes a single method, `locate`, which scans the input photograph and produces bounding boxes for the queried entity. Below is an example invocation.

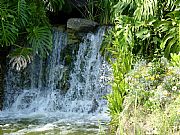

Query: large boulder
[67,18,99,32]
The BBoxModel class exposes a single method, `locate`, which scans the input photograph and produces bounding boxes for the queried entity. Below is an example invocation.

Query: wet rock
[54,25,66,32]
[0,64,4,110]
[67,29,80,45]
[67,18,98,32]
[88,98,99,113]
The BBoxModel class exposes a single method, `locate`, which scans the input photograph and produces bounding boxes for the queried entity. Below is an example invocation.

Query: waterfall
[1,27,111,119]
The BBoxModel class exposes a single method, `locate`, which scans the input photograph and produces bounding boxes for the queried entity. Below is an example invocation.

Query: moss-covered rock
[67,18,98,32]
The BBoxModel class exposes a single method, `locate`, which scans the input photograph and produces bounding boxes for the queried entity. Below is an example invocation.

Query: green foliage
[105,0,180,58]
[0,0,18,46]
[0,0,64,70]
[113,0,158,20]
[158,11,180,58]
[101,1,180,134]
[15,0,29,28]
[27,26,52,57]
[83,0,118,24]
[170,52,180,67]
[104,19,134,118]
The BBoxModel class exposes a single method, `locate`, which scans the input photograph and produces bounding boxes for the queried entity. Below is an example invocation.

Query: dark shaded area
[0,47,10,110]
[47,0,87,25]
[0,65,4,110]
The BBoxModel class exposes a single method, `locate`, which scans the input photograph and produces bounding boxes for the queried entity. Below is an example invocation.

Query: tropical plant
[0,0,64,70]
[27,26,52,57]
[103,18,134,126]
[109,0,180,58]
[101,0,180,134]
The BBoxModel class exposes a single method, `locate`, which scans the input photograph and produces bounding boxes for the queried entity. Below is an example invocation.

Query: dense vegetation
[0,0,180,134]
[100,0,180,134]
[0,0,61,70]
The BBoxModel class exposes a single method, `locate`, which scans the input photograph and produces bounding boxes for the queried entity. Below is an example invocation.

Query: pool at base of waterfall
[0,112,109,135]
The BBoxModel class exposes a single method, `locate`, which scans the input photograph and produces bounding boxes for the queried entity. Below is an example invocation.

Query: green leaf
[160,35,173,50]
[0,20,18,46]
[136,29,149,38]
[27,26,52,57]
[15,0,29,27]
[164,37,177,58]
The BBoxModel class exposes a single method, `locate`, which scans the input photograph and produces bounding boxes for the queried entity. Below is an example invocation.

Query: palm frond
[14,0,29,28]
[0,1,18,46]
[0,20,18,47]
[27,26,52,57]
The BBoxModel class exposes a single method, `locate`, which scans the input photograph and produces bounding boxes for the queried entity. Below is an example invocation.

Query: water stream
[0,28,111,135]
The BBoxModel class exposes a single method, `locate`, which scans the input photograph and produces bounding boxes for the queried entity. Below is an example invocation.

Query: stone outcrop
[67,18,98,32]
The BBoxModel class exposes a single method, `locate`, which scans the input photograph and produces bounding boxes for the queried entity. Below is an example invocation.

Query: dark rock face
[67,18,98,32]
[0,65,4,110]
[48,0,87,25]
[70,0,87,7]
[0,47,10,110]
[88,98,99,113]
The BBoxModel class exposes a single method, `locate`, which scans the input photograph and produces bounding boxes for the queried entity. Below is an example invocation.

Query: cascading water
[0,27,111,134]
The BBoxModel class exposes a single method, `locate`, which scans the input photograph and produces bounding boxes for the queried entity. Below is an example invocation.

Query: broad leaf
[27,26,52,57]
